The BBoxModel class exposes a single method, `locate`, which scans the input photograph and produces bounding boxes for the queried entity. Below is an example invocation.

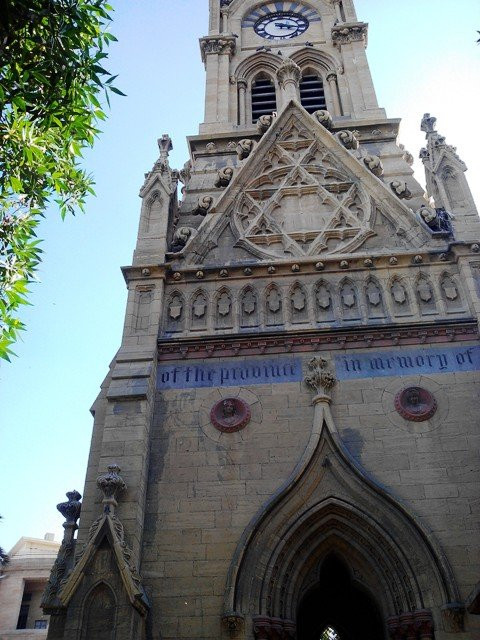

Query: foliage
[0,0,124,360]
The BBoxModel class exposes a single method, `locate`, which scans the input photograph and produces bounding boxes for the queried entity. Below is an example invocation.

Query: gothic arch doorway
[297,554,384,640]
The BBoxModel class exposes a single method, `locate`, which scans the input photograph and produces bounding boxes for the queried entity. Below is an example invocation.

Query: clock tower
[43,1,480,639]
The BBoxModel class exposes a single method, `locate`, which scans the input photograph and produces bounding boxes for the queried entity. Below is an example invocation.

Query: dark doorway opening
[297,554,385,640]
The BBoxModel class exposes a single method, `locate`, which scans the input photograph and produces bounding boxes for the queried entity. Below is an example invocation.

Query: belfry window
[299,73,326,113]
[251,75,277,123]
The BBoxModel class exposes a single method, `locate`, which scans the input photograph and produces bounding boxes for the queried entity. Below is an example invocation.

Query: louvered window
[251,76,277,123]
[300,74,326,113]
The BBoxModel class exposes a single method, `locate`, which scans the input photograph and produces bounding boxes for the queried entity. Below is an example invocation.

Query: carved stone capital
[200,36,236,62]
[276,57,301,88]
[326,71,338,83]
[97,464,126,514]
[237,78,247,90]
[304,356,337,401]
[332,22,368,46]
[441,603,465,633]
[222,613,245,637]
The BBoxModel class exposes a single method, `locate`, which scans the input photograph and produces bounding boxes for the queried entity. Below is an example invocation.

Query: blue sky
[1,0,479,551]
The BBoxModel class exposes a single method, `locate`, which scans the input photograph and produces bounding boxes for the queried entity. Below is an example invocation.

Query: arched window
[320,627,341,640]
[299,72,326,113]
[251,74,277,123]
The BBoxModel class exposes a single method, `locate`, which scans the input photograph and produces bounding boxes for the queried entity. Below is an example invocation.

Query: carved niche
[365,278,386,319]
[340,279,360,321]
[416,276,437,315]
[231,121,375,259]
[216,289,233,329]
[290,283,309,324]
[440,274,464,312]
[165,291,185,332]
[191,290,208,330]
[240,287,259,328]
[314,281,335,323]
[390,279,412,317]
[82,582,116,640]
[265,285,284,327]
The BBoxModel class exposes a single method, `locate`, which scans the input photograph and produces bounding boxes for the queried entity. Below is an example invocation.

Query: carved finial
[390,180,412,200]
[304,357,337,403]
[97,464,126,515]
[336,130,359,150]
[363,154,384,177]
[421,113,437,135]
[57,490,82,529]
[196,195,214,216]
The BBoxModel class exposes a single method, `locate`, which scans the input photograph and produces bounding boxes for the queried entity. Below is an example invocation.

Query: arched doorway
[297,554,384,640]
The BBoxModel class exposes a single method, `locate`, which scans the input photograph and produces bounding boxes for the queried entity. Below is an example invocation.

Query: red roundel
[394,387,437,422]
[210,398,251,433]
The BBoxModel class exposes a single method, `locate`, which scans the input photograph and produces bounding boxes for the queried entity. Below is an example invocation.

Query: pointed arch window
[251,74,277,123]
[299,72,326,113]
[320,627,341,640]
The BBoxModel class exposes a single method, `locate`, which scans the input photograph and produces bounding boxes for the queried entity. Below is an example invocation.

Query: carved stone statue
[421,113,437,134]
[418,205,453,234]
[313,110,333,130]
[336,130,359,150]
[256,113,276,135]
[237,139,255,160]
[390,180,412,200]
[196,195,214,216]
[363,154,384,177]
[171,227,196,252]
[215,166,234,188]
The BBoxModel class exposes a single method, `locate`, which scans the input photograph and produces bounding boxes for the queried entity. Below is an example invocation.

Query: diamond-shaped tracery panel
[232,135,374,258]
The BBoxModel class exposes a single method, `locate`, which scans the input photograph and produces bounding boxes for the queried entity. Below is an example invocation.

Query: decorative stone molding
[313,109,333,130]
[394,387,437,422]
[97,463,126,515]
[332,22,368,46]
[304,356,337,402]
[237,139,255,160]
[256,113,277,134]
[390,180,412,200]
[441,603,465,633]
[200,36,236,63]
[195,195,214,216]
[363,154,384,177]
[215,166,234,188]
[336,130,359,150]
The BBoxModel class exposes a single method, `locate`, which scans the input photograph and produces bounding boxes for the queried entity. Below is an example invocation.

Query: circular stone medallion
[210,398,251,433]
[394,387,437,422]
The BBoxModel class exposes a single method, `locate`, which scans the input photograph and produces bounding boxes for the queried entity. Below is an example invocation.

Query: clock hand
[275,22,295,29]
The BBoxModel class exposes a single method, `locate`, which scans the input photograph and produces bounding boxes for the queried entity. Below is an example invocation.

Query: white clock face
[254,12,309,40]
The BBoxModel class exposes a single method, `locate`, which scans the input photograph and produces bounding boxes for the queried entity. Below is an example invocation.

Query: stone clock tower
[43,1,480,639]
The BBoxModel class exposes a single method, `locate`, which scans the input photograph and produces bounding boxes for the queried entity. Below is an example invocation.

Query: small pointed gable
[59,515,149,616]
[185,101,430,263]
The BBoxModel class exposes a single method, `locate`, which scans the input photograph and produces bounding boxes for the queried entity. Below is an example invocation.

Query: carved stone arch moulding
[290,48,342,77]
[223,415,459,628]
[234,52,282,84]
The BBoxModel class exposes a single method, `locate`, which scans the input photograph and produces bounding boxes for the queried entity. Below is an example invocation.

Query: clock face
[254,11,309,40]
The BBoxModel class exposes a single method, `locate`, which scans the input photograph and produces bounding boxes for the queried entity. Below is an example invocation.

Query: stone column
[200,36,236,127]
[220,6,229,33]
[238,79,247,125]
[332,0,343,22]
[326,72,342,116]
[276,58,301,109]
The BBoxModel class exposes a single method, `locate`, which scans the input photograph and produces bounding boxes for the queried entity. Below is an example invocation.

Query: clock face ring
[254,11,309,40]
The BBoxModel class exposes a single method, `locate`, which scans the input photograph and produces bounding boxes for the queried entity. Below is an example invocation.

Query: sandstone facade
[44,1,480,639]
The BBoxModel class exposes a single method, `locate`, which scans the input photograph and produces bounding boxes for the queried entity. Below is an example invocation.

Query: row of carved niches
[161,272,469,335]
